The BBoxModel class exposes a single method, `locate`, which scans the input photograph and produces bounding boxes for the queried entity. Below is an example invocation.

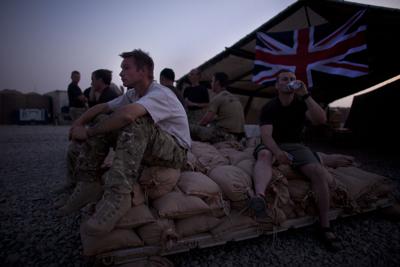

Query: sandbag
[183,151,206,173]
[286,177,315,217]
[139,166,180,200]
[230,199,249,211]
[205,194,231,217]
[318,152,355,169]
[218,148,253,166]
[137,218,177,246]
[208,165,253,202]
[213,140,243,150]
[190,141,229,172]
[236,159,255,177]
[211,211,256,237]
[176,215,221,238]
[264,171,293,224]
[153,191,210,219]
[178,171,221,198]
[80,227,143,256]
[288,179,312,203]
[116,204,155,229]
[277,165,304,180]
[329,167,388,200]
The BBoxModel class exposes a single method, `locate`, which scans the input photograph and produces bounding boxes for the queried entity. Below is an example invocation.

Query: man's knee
[257,149,273,163]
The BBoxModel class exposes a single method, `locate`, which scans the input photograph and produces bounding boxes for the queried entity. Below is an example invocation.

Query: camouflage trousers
[66,141,82,185]
[69,107,87,121]
[190,124,239,144]
[75,115,187,194]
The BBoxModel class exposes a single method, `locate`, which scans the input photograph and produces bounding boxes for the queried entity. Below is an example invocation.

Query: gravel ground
[0,126,399,267]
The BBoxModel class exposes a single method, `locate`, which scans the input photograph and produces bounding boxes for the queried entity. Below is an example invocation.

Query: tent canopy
[177,0,400,105]
[344,79,400,145]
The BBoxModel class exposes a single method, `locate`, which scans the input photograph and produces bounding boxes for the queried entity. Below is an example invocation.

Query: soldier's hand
[185,98,193,106]
[276,150,293,165]
[295,80,308,96]
[71,125,88,141]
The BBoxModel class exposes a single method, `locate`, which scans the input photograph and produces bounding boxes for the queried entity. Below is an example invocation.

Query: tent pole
[304,5,311,27]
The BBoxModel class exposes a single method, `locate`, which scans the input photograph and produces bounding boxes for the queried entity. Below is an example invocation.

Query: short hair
[190,68,201,77]
[213,72,229,87]
[120,49,154,80]
[275,69,294,82]
[71,70,80,77]
[160,68,175,81]
[92,69,112,85]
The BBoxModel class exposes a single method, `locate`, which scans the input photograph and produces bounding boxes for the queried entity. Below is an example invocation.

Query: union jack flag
[252,10,368,88]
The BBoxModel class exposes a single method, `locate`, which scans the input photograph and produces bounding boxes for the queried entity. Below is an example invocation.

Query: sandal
[319,227,341,252]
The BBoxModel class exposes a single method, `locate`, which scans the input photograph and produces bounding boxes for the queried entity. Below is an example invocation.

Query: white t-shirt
[107,82,191,149]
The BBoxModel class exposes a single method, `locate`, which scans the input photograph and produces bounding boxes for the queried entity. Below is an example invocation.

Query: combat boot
[58,181,103,216]
[82,191,131,236]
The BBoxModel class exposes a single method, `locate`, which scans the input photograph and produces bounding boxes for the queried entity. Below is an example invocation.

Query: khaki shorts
[253,142,320,167]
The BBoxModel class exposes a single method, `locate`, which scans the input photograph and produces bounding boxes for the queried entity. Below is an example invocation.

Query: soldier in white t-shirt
[59,49,190,236]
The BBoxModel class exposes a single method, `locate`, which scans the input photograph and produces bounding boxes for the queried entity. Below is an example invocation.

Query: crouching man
[59,49,191,236]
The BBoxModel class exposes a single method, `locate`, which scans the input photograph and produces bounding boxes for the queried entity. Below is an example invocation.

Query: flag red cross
[253,10,368,87]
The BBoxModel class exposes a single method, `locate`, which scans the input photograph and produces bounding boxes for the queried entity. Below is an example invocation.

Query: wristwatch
[302,93,311,101]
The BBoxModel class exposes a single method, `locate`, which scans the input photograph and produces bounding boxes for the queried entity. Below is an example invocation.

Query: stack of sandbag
[328,166,394,208]
[278,164,353,216]
[81,166,181,256]
[80,165,232,255]
[80,139,394,257]
[189,141,229,173]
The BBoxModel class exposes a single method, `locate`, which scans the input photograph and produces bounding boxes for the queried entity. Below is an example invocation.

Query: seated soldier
[58,49,190,236]
[251,69,340,251]
[183,68,210,124]
[54,69,120,195]
[190,72,245,143]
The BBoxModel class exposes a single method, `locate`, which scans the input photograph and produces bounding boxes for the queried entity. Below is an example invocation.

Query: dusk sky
[1,0,399,106]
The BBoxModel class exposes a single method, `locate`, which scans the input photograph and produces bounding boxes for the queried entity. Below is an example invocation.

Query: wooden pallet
[94,198,393,266]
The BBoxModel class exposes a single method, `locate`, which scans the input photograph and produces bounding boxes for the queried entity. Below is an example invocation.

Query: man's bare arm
[304,97,327,125]
[260,124,292,165]
[199,111,215,126]
[87,103,147,137]
[295,81,326,125]
[74,103,111,127]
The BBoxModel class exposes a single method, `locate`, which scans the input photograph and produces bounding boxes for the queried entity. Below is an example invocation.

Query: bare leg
[299,163,331,228]
[253,149,273,197]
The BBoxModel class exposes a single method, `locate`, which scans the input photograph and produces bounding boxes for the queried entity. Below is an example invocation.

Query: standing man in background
[67,70,87,121]
[183,68,209,124]
[160,68,186,109]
